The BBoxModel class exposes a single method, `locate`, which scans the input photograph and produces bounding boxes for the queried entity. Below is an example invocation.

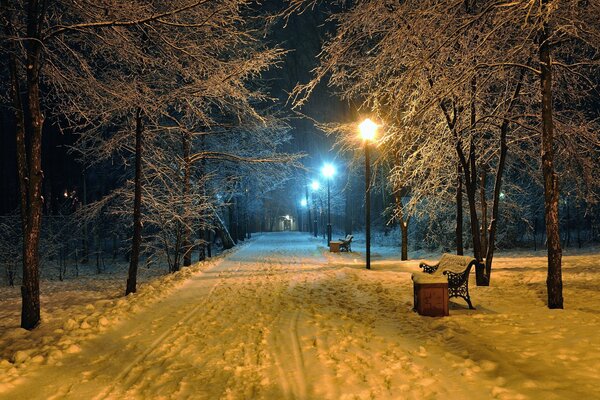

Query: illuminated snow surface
[1,232,599,399]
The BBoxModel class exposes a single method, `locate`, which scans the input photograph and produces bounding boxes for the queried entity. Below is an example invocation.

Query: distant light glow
[500,192,505,199]
[359,118,378,141]
[285,215,290,220]
[300,199,308,207]
[321,163,335,179]
[63,190,68,198]
[311,180,320,191]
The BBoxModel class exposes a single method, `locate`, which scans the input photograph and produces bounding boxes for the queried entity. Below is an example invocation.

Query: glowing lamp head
[321,163,335,179]
[311,180,320,191]
[300,199,308,207]
[359,118,378,141]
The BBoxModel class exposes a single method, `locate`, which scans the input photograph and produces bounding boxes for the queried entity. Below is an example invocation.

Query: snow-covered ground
[1,232,599,399]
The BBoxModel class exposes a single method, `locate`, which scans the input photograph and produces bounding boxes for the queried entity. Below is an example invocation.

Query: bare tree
[289,0,600,307]
[1,0,295,328]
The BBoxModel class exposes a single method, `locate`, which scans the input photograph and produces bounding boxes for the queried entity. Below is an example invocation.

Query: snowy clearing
[1,232,599,399]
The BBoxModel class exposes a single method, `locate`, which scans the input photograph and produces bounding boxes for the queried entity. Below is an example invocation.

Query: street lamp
[321,163,336,246]
[311,180,320,237]
[359,118,378,270]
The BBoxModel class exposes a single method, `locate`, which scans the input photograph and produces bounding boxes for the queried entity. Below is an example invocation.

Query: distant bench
[339,234,353,252]
[329,234,353,253]
[412,253,477,310]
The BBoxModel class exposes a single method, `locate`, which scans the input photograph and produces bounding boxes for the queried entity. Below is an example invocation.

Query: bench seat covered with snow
[412,253,477,309]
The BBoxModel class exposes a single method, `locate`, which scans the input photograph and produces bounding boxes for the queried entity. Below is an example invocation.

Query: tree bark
[7,0,47,329]
[182,132,192,267]
[479,64,526,286]
[480,167,488,254]
[456,163,464,255]
[344,180,352,236]
[237,198,245,241]
[463,171,482,260]
[198,135,207,261]
[214,213,235,249]
[229,200,238,244]
[126,108,143,295]
[461,75,483,261]
[539,1,563,309]
[82,170,89,263]
[392,149,409,260]
[455,75,483,262]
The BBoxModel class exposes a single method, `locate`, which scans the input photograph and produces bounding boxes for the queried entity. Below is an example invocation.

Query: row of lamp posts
[300,118,379,270]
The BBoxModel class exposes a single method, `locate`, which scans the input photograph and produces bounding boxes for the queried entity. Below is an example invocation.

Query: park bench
[338,234,353,252]
[413,253,477,310]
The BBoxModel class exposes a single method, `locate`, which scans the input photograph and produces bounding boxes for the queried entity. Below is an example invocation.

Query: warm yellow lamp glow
[359,118,378,141]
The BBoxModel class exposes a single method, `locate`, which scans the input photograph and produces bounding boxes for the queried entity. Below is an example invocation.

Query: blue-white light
[300,199,308,207]
[321,163,335,179]
[311,180,320,191]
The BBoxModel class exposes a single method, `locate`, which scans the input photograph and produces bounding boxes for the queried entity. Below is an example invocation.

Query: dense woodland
[1,0,600,330]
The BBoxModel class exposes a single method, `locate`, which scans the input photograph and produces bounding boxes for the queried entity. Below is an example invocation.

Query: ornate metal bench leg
[465,296,475,310]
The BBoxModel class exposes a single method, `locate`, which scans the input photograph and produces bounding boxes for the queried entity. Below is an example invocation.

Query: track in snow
[5,232,493,400]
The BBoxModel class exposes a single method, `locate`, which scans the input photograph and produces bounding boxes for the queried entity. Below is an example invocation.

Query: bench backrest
[345,234,353,242]
[437,253,476,274]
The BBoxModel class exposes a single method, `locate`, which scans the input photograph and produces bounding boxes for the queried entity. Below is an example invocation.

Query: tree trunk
[393,191,409,261]
[198,229,206,262]
[112,232,118,260]
[344,180,352,235]
[94,226,101,274]
[198,135,207,261]
[126,108,143,295]
[245,190,251,239]
[8,0,46,329]
[82,171,89,263]
[533,217,538,251]
[182,133,192,267]
[564,201,571,249]
[459,75,483,261]
[481,65,525,286]
[456,163,464,255]
[483,128,507,286]
[206,229,212,257]
[237,199,245,241]
[229,200,238,244]
[464,178,482,260]
[480,168,488,254]
[455,135,482,261]
[214,213,235,249]
[539,2,563,309]
[305,179,312,233]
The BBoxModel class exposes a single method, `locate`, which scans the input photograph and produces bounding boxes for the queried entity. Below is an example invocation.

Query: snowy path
[3,232,600,399]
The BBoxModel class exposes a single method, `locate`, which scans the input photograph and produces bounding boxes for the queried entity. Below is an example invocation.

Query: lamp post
[311,180,320,237]
[359,118,378,270]
[304,182,311,233]
[321,163,335,246]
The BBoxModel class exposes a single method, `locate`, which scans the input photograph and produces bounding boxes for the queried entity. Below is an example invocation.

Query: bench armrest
[443,269,469,286]
[419,262,439,274]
